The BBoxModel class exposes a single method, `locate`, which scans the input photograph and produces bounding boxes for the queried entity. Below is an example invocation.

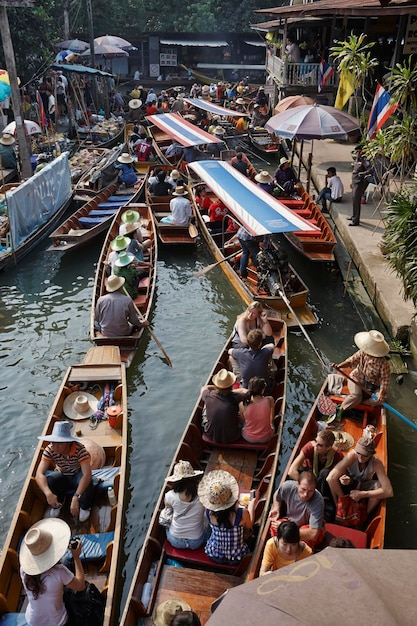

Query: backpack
[64,581,105,626]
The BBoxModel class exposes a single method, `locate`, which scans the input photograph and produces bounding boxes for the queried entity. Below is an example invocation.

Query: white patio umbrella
[81,43,129,58]
[55,39,89,52]
[3,120,42,136]
[94,35,134,50]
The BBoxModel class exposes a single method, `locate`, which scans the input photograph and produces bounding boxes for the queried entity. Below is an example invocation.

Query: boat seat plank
[78,217,108,226]
[163,542,239,573]
[89,209,118,217]
[97,202,127,209]
[202,433,269,451]
[67,364,122,381]
[206,448,257,491]
[107,195,133,203]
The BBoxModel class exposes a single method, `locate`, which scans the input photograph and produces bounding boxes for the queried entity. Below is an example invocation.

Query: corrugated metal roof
[160,39,228,47]
[254,0,417,19]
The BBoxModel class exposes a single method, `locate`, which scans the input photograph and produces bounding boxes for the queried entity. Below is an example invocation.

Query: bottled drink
[108,487,117,506]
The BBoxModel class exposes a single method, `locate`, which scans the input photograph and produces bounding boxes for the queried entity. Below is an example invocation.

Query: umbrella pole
[296,139,303,180]
[306,139,313,193]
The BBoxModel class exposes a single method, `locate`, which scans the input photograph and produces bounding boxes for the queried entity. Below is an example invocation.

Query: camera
[70,536,80,550]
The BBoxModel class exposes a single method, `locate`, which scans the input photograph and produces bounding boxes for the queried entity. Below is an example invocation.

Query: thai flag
[36,90,47,127]
[367,83,397,139]
[318,59,334,93]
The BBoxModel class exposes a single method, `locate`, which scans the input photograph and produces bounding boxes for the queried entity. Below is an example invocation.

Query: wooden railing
[266,55,338,89]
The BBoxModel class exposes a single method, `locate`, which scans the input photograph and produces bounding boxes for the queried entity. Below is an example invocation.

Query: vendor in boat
[250,103,268,128]
[20,518,85,626]
[95,274,148,337]
[260,519,312,575]
[206,127,227,158]
[229,330,275,390]
[161,186,192,226]
[231,301,274,349]
[198,470,255,564]
[327,435,393,516]
[231,152,250,177]
[330,329,391,420]
[274,157,298,195]
[114,153,138,188]
[0,133,17,169]
[270,470,325,547]
[255,171,274,194]
[127,98,143,124]
[201,369,246,444]
[35,421,94,523]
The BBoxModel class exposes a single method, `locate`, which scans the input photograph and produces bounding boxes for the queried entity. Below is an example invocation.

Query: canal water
[0,195,416,618]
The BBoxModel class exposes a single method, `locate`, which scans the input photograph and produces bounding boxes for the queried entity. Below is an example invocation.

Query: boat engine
[257,240,292,296]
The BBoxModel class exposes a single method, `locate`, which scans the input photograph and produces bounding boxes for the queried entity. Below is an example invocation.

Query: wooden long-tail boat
[0,345,128,626]
[90,199,158,367]
[120,314,287,625]
[187,160,318,327]
[279,189,337,262]
[247,126,281,157]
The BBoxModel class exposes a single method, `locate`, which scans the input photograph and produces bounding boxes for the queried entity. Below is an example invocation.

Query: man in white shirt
[162,186,192,226]
[317,167,344,213]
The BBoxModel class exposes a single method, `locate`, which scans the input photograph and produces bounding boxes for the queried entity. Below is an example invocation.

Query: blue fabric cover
[79,216,107,226]
[92,466,120,490]
[107,195,133,202]
[97,202,126,209]
[0,615,28,625]
[89,209,118,216]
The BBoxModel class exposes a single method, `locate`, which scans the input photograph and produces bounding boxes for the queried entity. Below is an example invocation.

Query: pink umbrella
[81,43,129,58]
[274,95,316,115]
[94,35,133,50]
[265,103,360,140]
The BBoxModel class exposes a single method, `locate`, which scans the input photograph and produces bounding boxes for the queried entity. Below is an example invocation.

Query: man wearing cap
[327,435,393,515]
[274,157,298,195]
[95,274,148,336]
[349,147,372,226]
[161,186,192,226]
[0,133,17,169]
[35,421,94,522]
[330,329,391,416]
[316,166,344,213]
[200,369,247,443]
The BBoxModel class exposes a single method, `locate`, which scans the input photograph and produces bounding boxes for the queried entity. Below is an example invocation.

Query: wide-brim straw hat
[198,469,239,511]
[279,156,289,167]
[128,98,142,109]
[110,234,130,251]
[106,274,125,292]
[333,431,355,451]
[235,97,246,105]
[115,251,135,267]
[1,133,15,145]
[213,126,226,135]
[121,209,140,224]
[255,171,273,184]
[354,330,389,357]
[63,392,98,420]
[165,460,204,483]
[38,420,78,443]
[154,599,191,626]
[121,221,141,236]
[170,169,180,180]
[117,152,134,164]
[212,368,236,389]
[172,186,188,196]
[20,518,71,575]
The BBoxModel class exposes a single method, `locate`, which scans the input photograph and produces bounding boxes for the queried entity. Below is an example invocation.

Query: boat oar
[332,364,417,431]
[123,287,172,367]
[188,223,198,238]
[194,250,241,278]
[237,140,271,166]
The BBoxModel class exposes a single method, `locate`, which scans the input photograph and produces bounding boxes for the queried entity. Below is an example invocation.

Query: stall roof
[146,113,224,146]
[160,38,228,47]
[188,160,320,236]
[197,63,265,70]
[184,98,249,117]
[51,63,113,76]
[253,0,417,19]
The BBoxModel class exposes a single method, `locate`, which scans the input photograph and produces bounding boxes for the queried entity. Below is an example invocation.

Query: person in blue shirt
[114,153,137,187]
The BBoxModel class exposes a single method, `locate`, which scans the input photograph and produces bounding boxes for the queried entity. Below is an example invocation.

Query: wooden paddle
[123,288,172,367]
[188,223,198,238]
[194,250,241,278]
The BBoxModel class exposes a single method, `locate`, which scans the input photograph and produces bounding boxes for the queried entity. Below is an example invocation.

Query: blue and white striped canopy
[146,113,224,146]
[188,160,321,236]
[184,98,248,117]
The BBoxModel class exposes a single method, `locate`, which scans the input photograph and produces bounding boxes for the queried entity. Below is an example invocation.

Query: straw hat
[279,157,289,167]
[154,599,191,626]
[198,469,239,511]
[235,97,246,105]
[355,436,376,456]
[20,518,71,575]
[333,430,355,451]
[170,169,180,180]
[128,98,142,109]
[212,368,236,389]
[213,126,226,135]
[354,330,389,357]
[106,274,125,292]
[172,186,188,196]
[63,392,98,420]
[165,460,204,483]
[38,420,78,443]
[120,221,141,236]
[0,133,15,146]
[115,251,135,267]
[255,171,273,184]
[121,209,140,224]
[110,234,130,251]
[117,152,134,164]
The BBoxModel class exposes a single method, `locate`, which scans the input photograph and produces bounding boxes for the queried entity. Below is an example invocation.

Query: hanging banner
[404,14,417,54]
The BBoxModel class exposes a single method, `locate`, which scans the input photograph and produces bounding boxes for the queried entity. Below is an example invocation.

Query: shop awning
[188,160,320,236]
[197,63,265,70]
[184,98,249,117]
[146,113,224,146]
[160,39,228,47]
[50,63,113,76]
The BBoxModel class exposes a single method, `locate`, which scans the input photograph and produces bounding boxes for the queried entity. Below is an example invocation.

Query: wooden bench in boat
[163,542,248,574]
[202,433,270,451]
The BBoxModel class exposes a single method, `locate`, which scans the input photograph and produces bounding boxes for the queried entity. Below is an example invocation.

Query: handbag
[158,506,173,528]
[335,494,368,529]
[64,581,105,626]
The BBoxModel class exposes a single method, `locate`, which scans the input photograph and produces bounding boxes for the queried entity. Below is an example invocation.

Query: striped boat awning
[188,160,321,236]
[146,113,224,147]
[184,98,249,117]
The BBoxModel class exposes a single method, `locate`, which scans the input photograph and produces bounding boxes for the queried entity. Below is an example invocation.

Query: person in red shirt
[195,187,211,213]
[208,198,228,222]
[136,137,155,161]
[146,102,158,115]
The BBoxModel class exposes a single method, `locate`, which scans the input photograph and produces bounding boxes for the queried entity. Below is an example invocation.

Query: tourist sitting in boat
[124,223,152,261]
[166,141,184,159]
[329,330,391,421]
[270,470,325,547]
[0,133,17,169]
[206,127,227,158]
[149,169,175,195]
[127,98,144,124]
[235,115,248,133]
[231,301,274,349]
[316,167,344,213]
[327,435,393,516]
[208,197,228,222]
[229,330,275,390]
[35,421,95,523]
[129,125,146,149]
[20,518,86,626]
[161,186,192,226]
[167,169,181,189]
[255,171,274,194]
[114,251,143,299]
[114,153,138,188]
[95,274,147,337]
[259,519,312,575]
[274,157,299,195]
[198,470,255,564]
[195,186,211,213]
[231,152,250,177]
[136,137,155,161]
[201,369,246,444]
[163,461,206,550]
[107,234,130,274]
[239,376,275,444]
